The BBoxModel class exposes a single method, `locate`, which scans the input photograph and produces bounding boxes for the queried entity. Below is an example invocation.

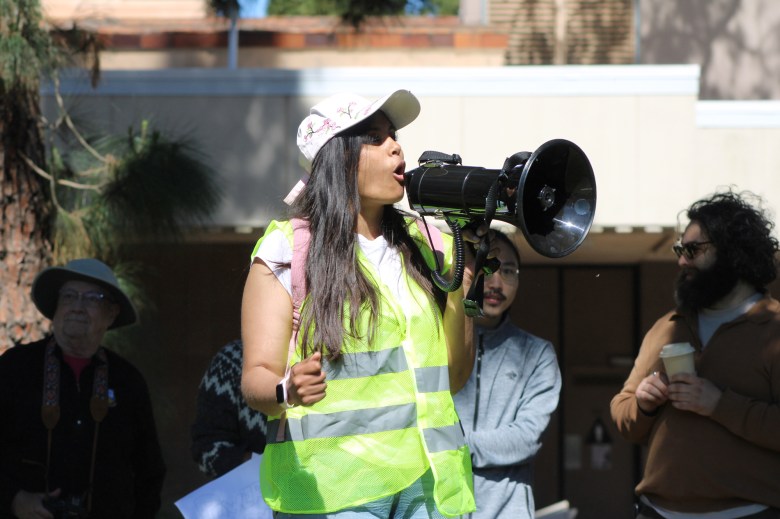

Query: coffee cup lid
[659,342,695,357]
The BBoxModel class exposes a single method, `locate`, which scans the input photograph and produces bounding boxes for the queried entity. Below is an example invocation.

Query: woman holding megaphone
[241,90,490,519]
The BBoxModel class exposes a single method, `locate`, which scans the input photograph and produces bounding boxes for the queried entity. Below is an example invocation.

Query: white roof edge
[696,100,780,129]
[44,64,701,98]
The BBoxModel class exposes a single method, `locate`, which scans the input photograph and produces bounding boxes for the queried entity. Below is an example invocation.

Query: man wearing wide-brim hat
[0,258,166,518]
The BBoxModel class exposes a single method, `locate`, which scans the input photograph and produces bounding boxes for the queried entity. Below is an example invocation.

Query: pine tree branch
[19,151,104,192]
[53,76,106,163]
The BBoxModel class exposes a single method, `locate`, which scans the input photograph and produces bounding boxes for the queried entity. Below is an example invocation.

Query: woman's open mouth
[393,162,407,183]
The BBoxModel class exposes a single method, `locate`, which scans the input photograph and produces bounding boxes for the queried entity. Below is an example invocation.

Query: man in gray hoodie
[454,230,562,519]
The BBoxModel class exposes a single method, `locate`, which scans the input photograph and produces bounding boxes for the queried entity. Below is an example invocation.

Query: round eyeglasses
[672,240,712,260]
[485,266,520,285]
[58,289,114,309]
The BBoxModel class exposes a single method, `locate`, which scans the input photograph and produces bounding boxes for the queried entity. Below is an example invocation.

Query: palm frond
[96,123,223,241]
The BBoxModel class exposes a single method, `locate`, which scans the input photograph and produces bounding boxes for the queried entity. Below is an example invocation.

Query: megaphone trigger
[462,232,493,311]
[463,298,484,318]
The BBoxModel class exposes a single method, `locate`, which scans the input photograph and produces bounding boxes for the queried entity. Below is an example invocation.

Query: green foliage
[207,0,240,17]
[406,0,458,15]
[2,0,223,349]
[421,0,458,15]
[0,0,61,90]
[45,116,224,338]
[49,119,224,263]
[265,0,457,26]
[210,0,458,31]
[52,209,92,263]
[267,0,405,16]
[101,121,223,240]
[266,0,457,16]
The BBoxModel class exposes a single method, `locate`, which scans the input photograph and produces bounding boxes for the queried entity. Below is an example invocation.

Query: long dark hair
[686,190,779,291]
[289,124,441,360]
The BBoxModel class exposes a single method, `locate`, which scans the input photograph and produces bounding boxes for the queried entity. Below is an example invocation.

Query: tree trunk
[0,82,54,354]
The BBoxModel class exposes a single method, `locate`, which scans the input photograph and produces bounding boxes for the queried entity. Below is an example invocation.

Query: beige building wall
[97,47,508,69]
[42,0,207,20]
[44,65,780,234]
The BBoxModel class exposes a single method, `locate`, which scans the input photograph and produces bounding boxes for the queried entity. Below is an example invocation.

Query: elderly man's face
[52,280,119,357]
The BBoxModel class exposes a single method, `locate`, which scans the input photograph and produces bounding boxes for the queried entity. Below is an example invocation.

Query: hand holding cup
[659,342,696,376]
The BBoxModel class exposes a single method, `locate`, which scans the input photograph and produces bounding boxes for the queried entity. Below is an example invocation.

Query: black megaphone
[403,139,596,314]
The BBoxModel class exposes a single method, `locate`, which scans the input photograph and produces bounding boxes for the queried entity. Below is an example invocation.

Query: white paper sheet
[175,453,273,519]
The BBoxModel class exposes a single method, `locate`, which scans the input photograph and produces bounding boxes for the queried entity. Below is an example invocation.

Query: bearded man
[611,190,780,519]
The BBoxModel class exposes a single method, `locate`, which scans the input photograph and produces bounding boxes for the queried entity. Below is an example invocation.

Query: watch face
[276,382,285,404]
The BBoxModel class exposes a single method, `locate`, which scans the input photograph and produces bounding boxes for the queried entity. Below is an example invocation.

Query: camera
[43,495,89,518]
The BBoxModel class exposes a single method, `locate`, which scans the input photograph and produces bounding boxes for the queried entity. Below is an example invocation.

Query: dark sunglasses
[672,240,712,260]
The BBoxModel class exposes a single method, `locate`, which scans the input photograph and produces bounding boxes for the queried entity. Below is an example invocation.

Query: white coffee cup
[659,342,696,376]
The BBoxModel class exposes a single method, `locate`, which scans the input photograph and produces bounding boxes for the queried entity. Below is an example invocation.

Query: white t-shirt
[253,229,405,302]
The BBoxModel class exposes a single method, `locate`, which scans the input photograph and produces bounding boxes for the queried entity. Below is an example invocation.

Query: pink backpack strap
[415,219,445,268]
[290,218,311,331]
[277,218,310,438]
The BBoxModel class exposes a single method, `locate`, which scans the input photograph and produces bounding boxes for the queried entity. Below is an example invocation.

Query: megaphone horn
[404,139,597,258]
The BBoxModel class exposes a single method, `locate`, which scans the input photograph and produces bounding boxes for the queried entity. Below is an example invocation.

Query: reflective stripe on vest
[415,365,450,393]
[268,403,416,442]
[424,423,466,453]
[322,346,408,379]
[267,403,467,450]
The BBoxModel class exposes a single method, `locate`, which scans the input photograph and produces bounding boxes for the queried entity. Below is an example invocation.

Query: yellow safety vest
[253,219,474,517]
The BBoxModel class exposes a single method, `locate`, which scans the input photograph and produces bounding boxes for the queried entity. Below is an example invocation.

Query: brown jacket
[610,296,780,512]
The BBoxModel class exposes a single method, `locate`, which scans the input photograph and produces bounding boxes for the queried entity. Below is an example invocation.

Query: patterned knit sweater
[190,340,267,478]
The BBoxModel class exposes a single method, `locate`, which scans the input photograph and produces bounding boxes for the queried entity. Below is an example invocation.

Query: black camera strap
[41,338,109,513]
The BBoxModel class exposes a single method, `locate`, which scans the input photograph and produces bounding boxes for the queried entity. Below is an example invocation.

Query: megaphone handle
[463,233,491,317]
[461,174,499,316]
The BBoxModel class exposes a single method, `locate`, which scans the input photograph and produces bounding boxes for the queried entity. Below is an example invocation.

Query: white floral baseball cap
[284,89,421,205]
